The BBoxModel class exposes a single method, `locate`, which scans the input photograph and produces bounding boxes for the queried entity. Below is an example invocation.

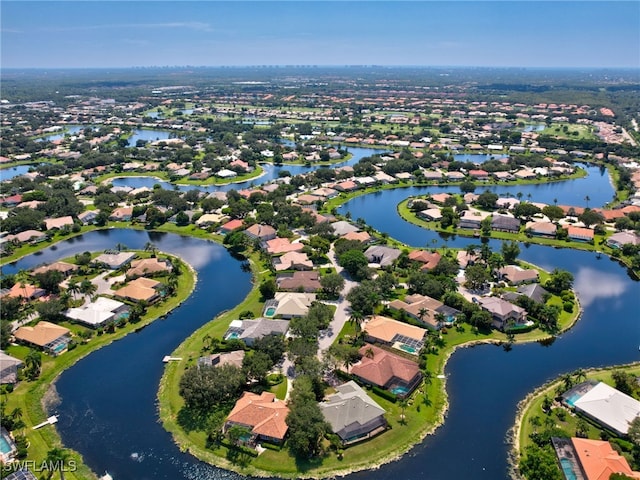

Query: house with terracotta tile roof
[334,180,358,192]
[570,437,640,480]
[273,251,313,272]
[350,344,422,398]
[126,257,172,278]
[44,216,74,231]
[567,225,594,242]
[363,315,427,353]
[224,391,290,445]
[498,265,539,285]
[109,206,133,221]
[388,294,460,330]
[341,231,372,243]
[265,237,305,255]
[244,224,277,242]
[5,230,46,244]
[14,321,71,356]
[320,381,387,445]
[32,261,77,277]
[468,169,489,180]
[4,283,46,301]
[526,221,557,237]
[276,271,321,292]
[408,250,441,271]
[113,277,162,303]
[219,218,244,234]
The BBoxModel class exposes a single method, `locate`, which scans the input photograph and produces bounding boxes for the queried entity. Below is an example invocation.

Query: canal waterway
[3,164,637,479]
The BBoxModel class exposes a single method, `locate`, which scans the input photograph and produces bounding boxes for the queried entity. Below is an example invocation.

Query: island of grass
[158,239,581,479]
[511,363,640,480]
[0,248,197,480]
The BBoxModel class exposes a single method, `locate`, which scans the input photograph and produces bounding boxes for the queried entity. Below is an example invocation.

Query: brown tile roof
[351,344,420,388]
[226,391,289,441]
[364,315,426,343]
[5,283,46,300]
[126,258,171,278]
[32,261,78,276]
[408,250,441,270]
[113,277,161,302]
[14,321,70,347]
[265,237,305,255]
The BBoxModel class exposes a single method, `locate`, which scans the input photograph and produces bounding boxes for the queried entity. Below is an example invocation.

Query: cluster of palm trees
[66,279,97,301]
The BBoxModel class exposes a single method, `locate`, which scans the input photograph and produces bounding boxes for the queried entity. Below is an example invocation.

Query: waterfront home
[5,230,46,244]
[44,216,74,231]
[94,251,137,270]
[224,318,289,346]
[126,257,172,278]
[65,297,129,328]
[265,237,305,255]
[319,381,387,445]
[408,250,441,271]
[495,198,520,210]
[502,283,549,304]
[0,351,24,385]
[445,171,466,181]
[109,206,133,221]
[477,296,527,330]
[497,265,539,285]
[491,215,521,233]
[334,180,358,192]
[272,292,316,318]
[388,294,459,329]
[273,251,313,272]
[330,220,359,236]
[458,209,491,230]
[567,225,594,242]
[456,250,479,268]
[363,315,427,354]
[32,261,78,277]
[514,169,536,180]
[113,277,162,303]
[77,210,99,225]
[606,230,640,249]
[198,350,245,368]
[350,344,422,398]
[568,438,640,480]
[14,321,71,356]
[216,168,237,178]
[218,218,244,234]
[430,193,451,205]
[4,283,46,301]
[364,245,401,267]
[195,213,226,227]
[342,231,372,243]
[565,382,640,436]
[468,169,489,180]
[244,224,277,242]
[0,194,23,207]
[224,392,289,446]
[418,208,443,222]
[276,271,321,292]
[525,221,557,237]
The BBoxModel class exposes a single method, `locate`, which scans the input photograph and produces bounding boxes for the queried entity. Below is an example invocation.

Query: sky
[1,1,639,69]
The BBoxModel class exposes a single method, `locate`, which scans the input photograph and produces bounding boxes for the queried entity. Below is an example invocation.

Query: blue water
[0,165,32,181]
[560,457,578,480]
[391,386,410,395]
[35,125,84,142]
[264,306,277,317]
[565,393,583,407]
[453,153,509,164]
[127,129,172,146]
[0,433,13,454]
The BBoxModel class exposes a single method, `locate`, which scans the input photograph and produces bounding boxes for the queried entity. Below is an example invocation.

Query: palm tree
[561,372,574,391]
[349,311,365,338]
[364,347,375,359]
[553,198,558,206]
[45,447,71,480]
[417,308,429,325]
[115,242,127,252]
[79,280,97,297]
[25,349,42,379]
[572,368,587,384]
[67,280,81,299]
[584,195,590,208]
[144,242,158,256]
[434,312,446,330]
[398,398,409,425]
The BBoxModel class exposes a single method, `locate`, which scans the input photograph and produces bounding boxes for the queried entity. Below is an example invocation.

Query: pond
[127,129,173,146]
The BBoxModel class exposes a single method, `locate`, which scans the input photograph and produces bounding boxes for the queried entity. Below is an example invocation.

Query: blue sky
[2,1,639,68]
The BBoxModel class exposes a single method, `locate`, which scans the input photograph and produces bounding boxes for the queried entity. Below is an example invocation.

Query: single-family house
[468,169,489,180]
[342,231,372,243]
[388,294,460,329]
[477,297,527,330]
[607,230,640,249]
[526,221,557,237]
[502,283,549,304]
[224,318,290,346]
[93,251,137,269]
[219,219,244,234]
[0,351,24,385]
[195,213,226,227]
[567,225,594,242]
[44,216,74,231]
[127,257,172,279]
[320,381,387,445]
[109,206,133,221]
[4,283,46,301]
[272,292,316,318]
[113,277,162,303]
[459,210,491,229]
[77,210,99,225]
[5,230,46,244]
[498,265,539,285]
[224,392,289,445]
[364,245,401,267]
[334,180,358,192]
[350,344,422,398]
[491,215,521,233]
[418,208,443,222]
[567,437,640,480]
[244,224,277,242]
[408,250,441,271]
[65,297,129,328]
[330,221,358,236]
[363,315,427,353]
[265,237,305,255]
[273,251,313,271]
[198,350,245,368]
[276,271,321,292]
[14,321,71,356]
[32,261,77,277]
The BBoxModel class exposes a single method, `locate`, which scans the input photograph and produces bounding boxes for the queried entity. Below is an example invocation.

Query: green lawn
[1,252,196,480]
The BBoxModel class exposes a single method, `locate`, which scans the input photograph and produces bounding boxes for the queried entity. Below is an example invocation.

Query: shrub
[563,302,574,313]
[372,386,398,403]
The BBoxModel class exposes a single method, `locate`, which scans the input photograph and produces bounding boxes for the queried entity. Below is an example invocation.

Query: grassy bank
[1,252,196,480]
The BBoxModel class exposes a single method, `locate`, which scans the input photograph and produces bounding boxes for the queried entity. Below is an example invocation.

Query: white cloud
[573,266,628,308]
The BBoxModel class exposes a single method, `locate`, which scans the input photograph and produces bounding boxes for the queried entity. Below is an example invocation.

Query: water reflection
[573,266,628,307]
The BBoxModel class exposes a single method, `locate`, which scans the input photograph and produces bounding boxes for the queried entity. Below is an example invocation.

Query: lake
[127,129,172,147]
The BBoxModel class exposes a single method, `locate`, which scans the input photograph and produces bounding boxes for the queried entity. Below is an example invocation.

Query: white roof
[573,382,640,435]
[65,297,126,326]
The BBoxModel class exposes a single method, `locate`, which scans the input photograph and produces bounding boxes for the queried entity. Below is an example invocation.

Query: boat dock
[162,356,182,363]
[33,415,58,429]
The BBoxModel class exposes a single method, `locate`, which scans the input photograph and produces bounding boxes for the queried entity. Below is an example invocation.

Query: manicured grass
[515,363,640,455]
[94,166,266,187]
[1,252,196,480]
[539,123,596,141]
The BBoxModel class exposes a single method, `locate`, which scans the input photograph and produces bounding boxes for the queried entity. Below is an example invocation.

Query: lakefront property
[0,65,639,480]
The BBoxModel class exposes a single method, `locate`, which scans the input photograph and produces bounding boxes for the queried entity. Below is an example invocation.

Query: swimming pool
[0,434,12,454]
[390,386,409,396]
[559,457,579,480]
[226,332,240,340]
[398,344,417,354]
[565,392,582,407]
[264,306,277,317]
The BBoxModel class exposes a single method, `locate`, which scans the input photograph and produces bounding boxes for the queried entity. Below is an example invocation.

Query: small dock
[99,474,113,480]
[33,415,58,429]
[162,356,182,363]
